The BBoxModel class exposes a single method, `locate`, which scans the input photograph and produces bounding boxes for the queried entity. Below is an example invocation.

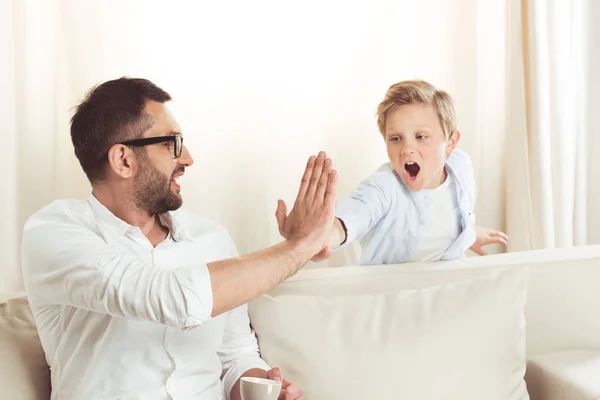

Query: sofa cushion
[0,295,50,399]
[249,266,529,400]
[525,350,600,400]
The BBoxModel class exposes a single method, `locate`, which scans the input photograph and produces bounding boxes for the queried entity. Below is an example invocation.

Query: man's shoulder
[25,199,93,228]
[170,209,232,240]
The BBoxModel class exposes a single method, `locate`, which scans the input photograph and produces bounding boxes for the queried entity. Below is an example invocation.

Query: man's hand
[233,368,302,400]
[275,152,337,259]
[470,226,508,256]
[267,367,303,400]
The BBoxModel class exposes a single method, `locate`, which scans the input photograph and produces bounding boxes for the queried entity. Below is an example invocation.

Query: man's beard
[133,154,183,215]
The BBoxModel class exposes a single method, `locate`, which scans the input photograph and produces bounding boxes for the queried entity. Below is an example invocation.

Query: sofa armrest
[525,350,600,400]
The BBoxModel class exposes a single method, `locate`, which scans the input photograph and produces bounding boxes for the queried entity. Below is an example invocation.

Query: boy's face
[384,103,459,191]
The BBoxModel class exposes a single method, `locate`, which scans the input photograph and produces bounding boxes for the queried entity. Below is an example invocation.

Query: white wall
[0,0,538,290]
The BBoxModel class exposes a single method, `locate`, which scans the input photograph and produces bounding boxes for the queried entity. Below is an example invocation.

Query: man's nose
[178,145,194,167]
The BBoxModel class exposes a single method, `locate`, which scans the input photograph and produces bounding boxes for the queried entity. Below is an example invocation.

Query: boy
[277,80,507,264]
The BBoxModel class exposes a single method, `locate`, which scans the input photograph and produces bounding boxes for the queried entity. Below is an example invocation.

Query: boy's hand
[470,226,508,256]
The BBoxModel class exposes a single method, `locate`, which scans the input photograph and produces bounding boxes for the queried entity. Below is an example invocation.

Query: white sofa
[2,246,600,399]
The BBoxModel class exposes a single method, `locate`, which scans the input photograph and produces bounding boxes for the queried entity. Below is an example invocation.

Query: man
[21,77,337,399]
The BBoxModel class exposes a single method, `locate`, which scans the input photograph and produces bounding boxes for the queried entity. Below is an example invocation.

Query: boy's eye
[389,136,401,142]
[416,135,427,140]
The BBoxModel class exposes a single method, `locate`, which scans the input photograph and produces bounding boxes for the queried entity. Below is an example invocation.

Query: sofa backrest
[261,245,600,358]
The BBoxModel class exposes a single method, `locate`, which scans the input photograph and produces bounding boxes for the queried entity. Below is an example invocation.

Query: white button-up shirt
[21,195,269,400]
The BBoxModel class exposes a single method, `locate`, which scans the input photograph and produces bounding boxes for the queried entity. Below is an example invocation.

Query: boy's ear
[446,130,460,156]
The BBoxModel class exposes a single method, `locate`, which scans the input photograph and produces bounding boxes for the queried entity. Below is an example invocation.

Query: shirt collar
[87,194,189,242]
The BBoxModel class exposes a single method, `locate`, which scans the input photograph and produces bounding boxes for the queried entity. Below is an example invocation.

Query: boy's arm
[276,171,390,262]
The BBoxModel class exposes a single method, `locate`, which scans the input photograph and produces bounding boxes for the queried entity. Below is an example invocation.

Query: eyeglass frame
[118,133,184,159]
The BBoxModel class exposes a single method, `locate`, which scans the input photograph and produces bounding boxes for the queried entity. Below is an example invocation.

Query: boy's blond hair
[376,80,457,139]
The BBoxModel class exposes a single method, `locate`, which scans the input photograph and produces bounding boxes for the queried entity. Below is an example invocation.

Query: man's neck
[92,186,169,245]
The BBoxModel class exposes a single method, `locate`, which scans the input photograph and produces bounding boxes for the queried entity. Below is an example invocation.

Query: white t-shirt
[410,172,461,262]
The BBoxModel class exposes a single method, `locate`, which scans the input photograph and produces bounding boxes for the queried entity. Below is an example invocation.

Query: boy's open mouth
[405,162,420,180]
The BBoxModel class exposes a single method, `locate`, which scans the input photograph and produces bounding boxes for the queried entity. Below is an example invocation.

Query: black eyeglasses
[119,133,183,158]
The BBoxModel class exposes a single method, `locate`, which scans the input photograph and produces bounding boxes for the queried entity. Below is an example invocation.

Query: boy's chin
[400,175,425,191]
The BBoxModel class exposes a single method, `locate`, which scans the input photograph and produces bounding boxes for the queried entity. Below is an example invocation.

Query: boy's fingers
[472,246,487,256]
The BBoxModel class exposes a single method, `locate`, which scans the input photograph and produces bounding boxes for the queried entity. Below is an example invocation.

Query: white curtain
[1,0,597,292]
[505,0,595,252]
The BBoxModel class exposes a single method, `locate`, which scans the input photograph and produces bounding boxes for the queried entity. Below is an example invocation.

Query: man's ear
[446,130,461,156]
[107,144,137,179]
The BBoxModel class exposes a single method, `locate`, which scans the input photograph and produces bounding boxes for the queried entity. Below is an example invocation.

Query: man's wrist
[284,238,315,269]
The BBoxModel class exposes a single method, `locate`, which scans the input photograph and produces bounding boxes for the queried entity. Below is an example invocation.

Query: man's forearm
[208,239,312,317]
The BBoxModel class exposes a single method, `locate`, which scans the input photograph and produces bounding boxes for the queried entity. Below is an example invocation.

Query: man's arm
[22,152,337,326]
[207,152,337,316]
[217,304,270,400]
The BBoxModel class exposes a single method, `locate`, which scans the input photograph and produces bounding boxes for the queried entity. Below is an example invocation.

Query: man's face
[133,101,194,215]
[384,103,458,191]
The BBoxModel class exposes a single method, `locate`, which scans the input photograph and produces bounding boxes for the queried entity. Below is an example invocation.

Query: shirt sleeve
[219,304,271,400]
[216,234,270,400]
[21,208,214,328]
[335,172,391,247]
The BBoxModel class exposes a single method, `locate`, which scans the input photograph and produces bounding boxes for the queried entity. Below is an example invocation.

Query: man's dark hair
[70,77,172,183]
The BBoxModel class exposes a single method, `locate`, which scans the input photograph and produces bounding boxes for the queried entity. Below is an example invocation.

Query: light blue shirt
[336,149,477,265]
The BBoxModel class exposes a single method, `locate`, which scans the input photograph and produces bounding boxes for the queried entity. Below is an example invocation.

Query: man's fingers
[305,151,326,200]
[267,367,283,383]
[280,385,303,400]
[324,170,338,208]
[275,200,288,236]
[296,156,316,201]
[315,158,332,203]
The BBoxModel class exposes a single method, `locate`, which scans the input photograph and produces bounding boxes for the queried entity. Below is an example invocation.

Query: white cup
[240,377,282,400]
